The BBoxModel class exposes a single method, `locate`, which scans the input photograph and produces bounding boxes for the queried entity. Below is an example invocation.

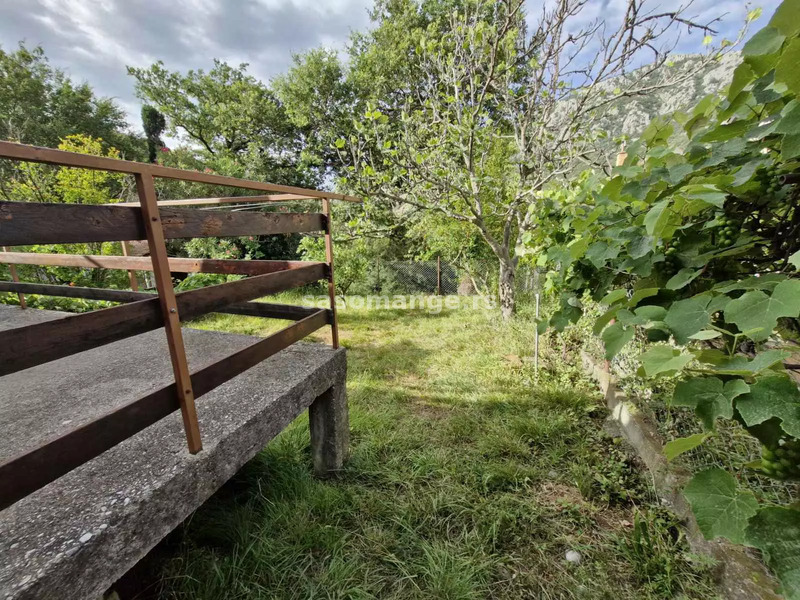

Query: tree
[1,133,132,290]
[127,60,316,187]
[534,3,800,593]
[0,43,141,157]
[273,48,360,180]
[141,105,166,163]
[339,0,742,319]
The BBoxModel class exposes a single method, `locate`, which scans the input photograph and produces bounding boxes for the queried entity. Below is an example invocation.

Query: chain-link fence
[346,258,540,297]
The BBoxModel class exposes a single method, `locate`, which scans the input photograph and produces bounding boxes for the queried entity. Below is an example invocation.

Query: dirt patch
[536,481,634,533]
[409,399,451,420]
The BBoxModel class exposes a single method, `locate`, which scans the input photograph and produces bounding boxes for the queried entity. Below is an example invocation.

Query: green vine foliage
[537,2,800,595]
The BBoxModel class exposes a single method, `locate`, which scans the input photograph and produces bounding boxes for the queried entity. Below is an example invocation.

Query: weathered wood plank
[0,141,360,201]
[0,298,161,377]
[0,263,327,376]
[222,301,329,321]
[115,194,312,207]
[136,172,202,453]
[0,282,148,303]
[174,262,326,317]
[191,309,329,396]
[0,281,329,321]
[159,207,324,238]
[0,309,329,510]
[0,201,325,246]
[0,201,143,245]
[0,252,323,276]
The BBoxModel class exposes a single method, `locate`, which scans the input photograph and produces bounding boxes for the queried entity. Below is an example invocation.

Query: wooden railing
[0,141,357,510]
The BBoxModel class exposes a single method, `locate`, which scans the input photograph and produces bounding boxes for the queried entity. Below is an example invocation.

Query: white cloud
[0,0,782,135]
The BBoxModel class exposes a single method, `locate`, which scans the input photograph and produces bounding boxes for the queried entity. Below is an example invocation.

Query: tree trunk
[499,259,516,320]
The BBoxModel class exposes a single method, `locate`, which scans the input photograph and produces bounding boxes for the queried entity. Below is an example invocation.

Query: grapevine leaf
[769,0,800,37]
[700,139,747,168]
[639,346,694,377]
[646,327,671,342]
[600,289,627,306]
[634,305,667,322]
[790,250,800,269]
[724,279,800,341]
[686,188,727,208]
[689,330,721,340]
[709,349,792,375]
[667,163,693,184]
[746,507,800,599]
[593,306,620,336]
[586,241,620,268]
[615,309,637,326]
[783,134,800,159]
[673,377,749,430]
[629,235,654,259]
[644,200,670,237]
[664,295,713,344]
[621,180,649,201]
[735,374,800,438]
[744,52,780,78]
[714,274,785,293]
[747,118,780,141]
[742,27,786,57]
[699,121,750,144]
[728,63,755,101]
[628,287,659,307]
[666,268,702,290]
[568,237,590,260]
[684,468,759,545]
[664,433,710,461]
[776,102,800,135]
[602,322,634,359]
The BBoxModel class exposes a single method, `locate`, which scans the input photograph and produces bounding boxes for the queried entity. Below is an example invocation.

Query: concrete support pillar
[309,381,349,476]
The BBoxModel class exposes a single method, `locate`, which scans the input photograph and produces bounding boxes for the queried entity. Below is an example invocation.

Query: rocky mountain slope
[599,51,740,141]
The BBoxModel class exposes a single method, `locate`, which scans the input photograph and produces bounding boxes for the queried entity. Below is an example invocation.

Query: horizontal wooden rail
[0,140,345,508]
[0,281,327,321]
[0,263,327,376]
[0,251,323,276]
[0,201,325,246]
[115,194,313,207]
[0,309,330,510]
[0,141,360,201]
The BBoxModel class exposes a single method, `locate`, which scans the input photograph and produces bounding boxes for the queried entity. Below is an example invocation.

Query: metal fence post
[322,198,340,349]
[534,292,540,377]
[437,256,442,295]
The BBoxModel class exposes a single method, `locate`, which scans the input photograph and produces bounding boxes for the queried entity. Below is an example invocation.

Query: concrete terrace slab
[0,305,346,600]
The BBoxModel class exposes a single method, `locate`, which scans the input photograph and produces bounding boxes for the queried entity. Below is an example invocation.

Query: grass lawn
[151,295,718,599]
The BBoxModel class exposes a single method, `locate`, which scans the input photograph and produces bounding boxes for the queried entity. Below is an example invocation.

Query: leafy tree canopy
[0,43,141,157]
[128,59,317,187]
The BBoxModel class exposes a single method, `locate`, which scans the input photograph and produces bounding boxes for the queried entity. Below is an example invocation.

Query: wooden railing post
[1,246,26,308]
[321,198,339,349]
[135,172,202,453]
[120,241,139,291]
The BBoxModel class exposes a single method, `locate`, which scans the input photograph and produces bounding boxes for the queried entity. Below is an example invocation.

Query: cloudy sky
[0,0,781,135]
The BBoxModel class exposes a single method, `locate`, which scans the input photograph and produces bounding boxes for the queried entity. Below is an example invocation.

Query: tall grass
[152,296,717,599]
